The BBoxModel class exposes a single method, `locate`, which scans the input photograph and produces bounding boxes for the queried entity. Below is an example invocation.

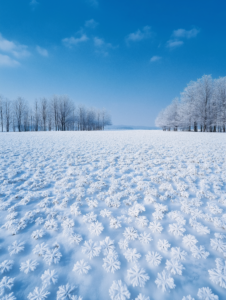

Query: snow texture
[0,131,226,299]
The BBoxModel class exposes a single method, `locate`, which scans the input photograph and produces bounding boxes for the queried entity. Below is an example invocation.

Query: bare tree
[23,107,30,131]
[14,97,26,132]
[40,98,48,131]
[0,96,4,132]
[34,100,40,131]
[5,99,11,132]
[51,96,59,131]
[101,110,112,130]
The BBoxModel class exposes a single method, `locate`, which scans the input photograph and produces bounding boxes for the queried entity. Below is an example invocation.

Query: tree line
[155,75,226,132]
[0,95,111,132]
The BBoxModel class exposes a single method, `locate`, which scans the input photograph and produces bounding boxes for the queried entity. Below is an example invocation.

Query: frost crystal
[27,287,50,300]
[109,280,130,300]
[158,239,170,252]
[81,239,101,259]
[171,247,187,261]
[138,232,152,244]
[191,246,209,259]
[69,234,83,245]
[0,276,14,295]
[135,294,150,300]
[20,260,38,274]
[103,256,120,273]
[41,269,58,286]
[149,221,163,233]
[100,209,111,218]
[165,259,184,275]
[31,229,45,240]
[168,223,186,236]
[210,238,226,254]
[33,243,49,256]
[127,264,149,287]
[110,218,122,229]
[145,251,162,267]
[44,219,58,231]
[208,258,226,288]
[73,260,91,275]
[197,287,218,300]
[118,239,128,250]
[88,221,104,236]
[123,227,138,241]
[100,237,115,255]
[124,248,141,263]
[182,296,195,300]
[183,235,198,248]
[8,241,25,256]
[43,248,62,265]
[0,260,14,274]
[57,284,75,300]
[155,270,175,292]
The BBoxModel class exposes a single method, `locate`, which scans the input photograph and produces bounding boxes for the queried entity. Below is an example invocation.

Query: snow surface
[0,131,226,300]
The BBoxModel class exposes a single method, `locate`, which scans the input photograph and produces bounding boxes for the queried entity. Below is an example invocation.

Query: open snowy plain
[0,131,226,300]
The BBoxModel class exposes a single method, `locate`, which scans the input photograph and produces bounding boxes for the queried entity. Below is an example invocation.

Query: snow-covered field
[0,131,226,300]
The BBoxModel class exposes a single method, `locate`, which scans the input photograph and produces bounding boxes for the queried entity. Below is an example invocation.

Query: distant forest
[156,75,226,132]
[0,95,111,132]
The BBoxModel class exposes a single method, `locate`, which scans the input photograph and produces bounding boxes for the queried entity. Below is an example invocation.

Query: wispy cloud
[166,27,200,50]
[30,0,39,10]
[0,33,30,58]
[93,36,115,56]
[172,28,200,39]
[36,46,48,57]
[166,40,184,49]
[126,26,153,43]
[62,34,89,48]
[150,55,162,62]
[85,19,98,29]
[86,0,99,7]
[0,53,20,67]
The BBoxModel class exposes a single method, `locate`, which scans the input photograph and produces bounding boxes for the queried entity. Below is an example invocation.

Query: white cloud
[36,46,48,57]
[85,19,98,29]
[87,0,99,7]
[126,26,152,43]
[93,37,105,47]
[166,40,184,49]
[93,36,115,56]
[0,53,20,67]
[0,33,30,58]
[62,34,89,48]
[30,0,39,10]
[172,28,200,39]
[150,56,162,62]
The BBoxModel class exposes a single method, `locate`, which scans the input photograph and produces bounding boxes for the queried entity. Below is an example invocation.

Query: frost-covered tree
[155,74,226,132]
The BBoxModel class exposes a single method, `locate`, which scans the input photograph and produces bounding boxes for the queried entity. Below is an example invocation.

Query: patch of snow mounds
[0,131,226,299]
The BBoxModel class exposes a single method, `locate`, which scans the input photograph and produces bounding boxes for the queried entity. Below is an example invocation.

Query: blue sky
[0,0,225,126]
